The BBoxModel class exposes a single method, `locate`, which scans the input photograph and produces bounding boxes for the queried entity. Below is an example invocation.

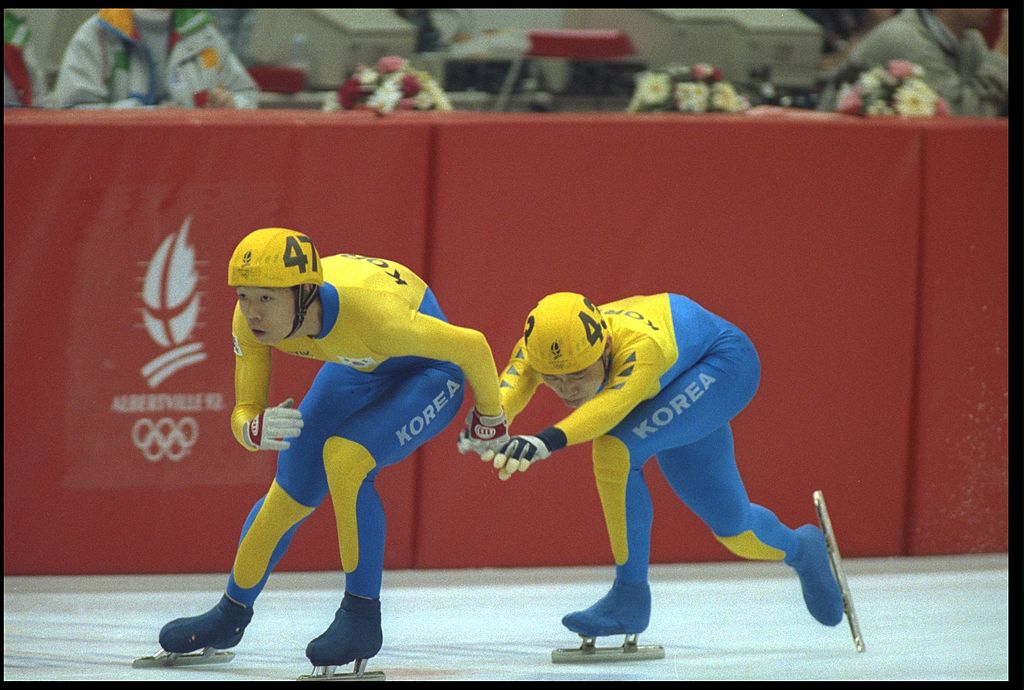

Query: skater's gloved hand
[244,398,303,451]
[456,408,509,461]
[492,435,550,480]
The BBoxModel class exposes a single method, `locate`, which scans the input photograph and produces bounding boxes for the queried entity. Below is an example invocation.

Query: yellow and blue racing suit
[501,293,799,584]
[225,253,502,604]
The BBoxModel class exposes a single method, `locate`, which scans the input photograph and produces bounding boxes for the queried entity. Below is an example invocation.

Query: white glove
[456,408,510,461]
[492,435,550,481]
[244,398,303,451]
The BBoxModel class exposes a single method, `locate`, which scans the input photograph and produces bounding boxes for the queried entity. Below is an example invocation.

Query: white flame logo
[139,216,207,387]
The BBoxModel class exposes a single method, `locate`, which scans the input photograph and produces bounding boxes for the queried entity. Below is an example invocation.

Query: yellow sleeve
[497,338,543,425]
[360,293,504,417]
[230,305,272,450]
[554,339,665,446]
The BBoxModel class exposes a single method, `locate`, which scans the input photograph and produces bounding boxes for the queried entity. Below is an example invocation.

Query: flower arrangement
[627,63,750,114]
[324,55,452,113]
[836,60,949,117]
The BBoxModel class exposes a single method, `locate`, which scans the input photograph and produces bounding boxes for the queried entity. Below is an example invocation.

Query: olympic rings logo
[131,417,199,462]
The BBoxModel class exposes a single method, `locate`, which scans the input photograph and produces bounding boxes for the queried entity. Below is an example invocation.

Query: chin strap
[600,348,613,387]
[286,284,320,338]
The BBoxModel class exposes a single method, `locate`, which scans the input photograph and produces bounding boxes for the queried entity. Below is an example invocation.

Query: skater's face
[236,286,296,343]
[541,342,610,409]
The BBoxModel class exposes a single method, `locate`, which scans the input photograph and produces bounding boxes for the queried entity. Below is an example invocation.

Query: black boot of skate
[305,593,383,668]
[158,594,254,654]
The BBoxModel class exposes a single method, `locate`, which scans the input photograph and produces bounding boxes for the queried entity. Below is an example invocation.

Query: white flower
[414,90,434,110]
[323,92,341,112]
[366,79,401,112]
[674,82,709,112]
[865,99,895,116]
[636,72,672,107]
[422,79,453,111]
[894,82,937,116]
[858,69,883,93]
[711,82,742,112]
[357,68,379,86]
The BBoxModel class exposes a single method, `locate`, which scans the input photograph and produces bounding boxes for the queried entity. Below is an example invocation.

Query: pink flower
[838,87,863,114]
[376,55,407,74]
[888,60,916,79]
[398,97,418,110]
[934,98,950,117]
[400,73,421,97]
[692,63,713,81]
[711,67,724,82]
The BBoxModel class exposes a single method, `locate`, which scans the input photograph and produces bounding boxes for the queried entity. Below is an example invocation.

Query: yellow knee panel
[232,481,314,589]
[592,436,631,565]
[323,436,377,574]
[715,530,785,561]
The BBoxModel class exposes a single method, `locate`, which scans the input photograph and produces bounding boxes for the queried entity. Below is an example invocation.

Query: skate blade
[298,660,386,681]
[132,648,235,668]
[814,490,865,653]
[552,635,665,664]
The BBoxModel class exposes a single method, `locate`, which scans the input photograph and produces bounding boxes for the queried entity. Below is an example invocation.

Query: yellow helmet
[228,227,324,288]
[524,292,608,375]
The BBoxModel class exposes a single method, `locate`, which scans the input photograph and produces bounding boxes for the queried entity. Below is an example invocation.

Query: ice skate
[300,593,385,681]
[786,521,845,627]
[553,580,664,663]
[814,489,865,652]
[132,594,253,668]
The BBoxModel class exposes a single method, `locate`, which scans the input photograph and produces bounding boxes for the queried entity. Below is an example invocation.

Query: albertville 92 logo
[114,216,219,464]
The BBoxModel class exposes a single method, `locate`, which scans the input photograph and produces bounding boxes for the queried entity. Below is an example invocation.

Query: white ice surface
[3,554,1008,681]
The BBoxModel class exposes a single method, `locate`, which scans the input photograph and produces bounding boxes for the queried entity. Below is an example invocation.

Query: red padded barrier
[3,111,1007,576]
[3,109,433,575]
[906,121,1008,554]
[415,114,922,568]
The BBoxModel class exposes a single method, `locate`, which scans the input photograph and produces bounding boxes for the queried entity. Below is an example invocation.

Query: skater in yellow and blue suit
[476,292,843,641]
[157,228,509,672]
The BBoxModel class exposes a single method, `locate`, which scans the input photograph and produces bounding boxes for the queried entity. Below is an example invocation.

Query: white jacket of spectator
[53,8,258,109]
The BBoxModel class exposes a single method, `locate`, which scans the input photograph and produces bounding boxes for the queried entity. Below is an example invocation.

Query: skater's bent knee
[592,436,632,565]
[323,437,378,573]
[233,481,313,588]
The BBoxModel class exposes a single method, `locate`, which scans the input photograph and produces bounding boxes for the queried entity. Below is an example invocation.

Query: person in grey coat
[818,9,1007,117]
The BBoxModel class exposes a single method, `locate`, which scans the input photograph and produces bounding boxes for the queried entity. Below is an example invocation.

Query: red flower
[400,73,421,98]
[338,77,364,109]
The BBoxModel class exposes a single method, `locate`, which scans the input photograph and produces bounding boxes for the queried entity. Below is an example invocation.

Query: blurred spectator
[395,10,442,53]
[4,9,51,107]
[208,8,256,67]
[990,8,1008,55]
[800,9,897,71]
[53,9,258,109]
[817,9,1008,116]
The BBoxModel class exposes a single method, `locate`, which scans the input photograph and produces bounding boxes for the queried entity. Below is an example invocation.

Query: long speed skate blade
[298,660,386,681]
[813,490,865,653]
[132,648,235,668]
[552,634,665,664]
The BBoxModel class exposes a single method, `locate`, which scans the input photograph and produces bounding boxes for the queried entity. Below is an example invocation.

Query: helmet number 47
[283,236,318,274]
